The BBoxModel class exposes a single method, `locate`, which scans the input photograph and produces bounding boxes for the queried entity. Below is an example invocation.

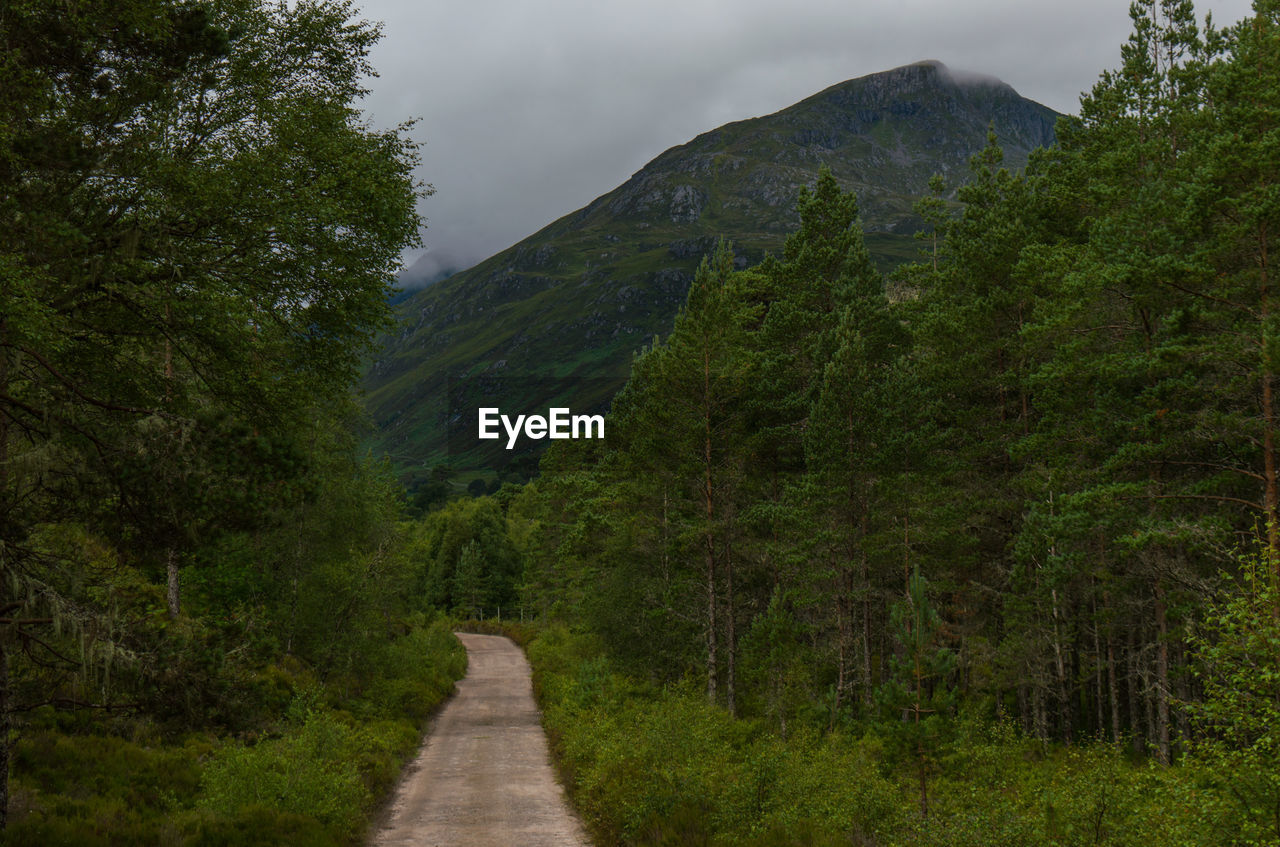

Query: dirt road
[370,632,589,847]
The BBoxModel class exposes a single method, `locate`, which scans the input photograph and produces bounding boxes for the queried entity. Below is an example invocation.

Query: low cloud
[358,0,1256,274]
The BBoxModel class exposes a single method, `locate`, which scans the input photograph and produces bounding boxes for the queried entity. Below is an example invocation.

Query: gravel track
[370,632,589,847]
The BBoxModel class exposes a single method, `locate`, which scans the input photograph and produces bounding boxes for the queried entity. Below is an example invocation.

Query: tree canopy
[0,0,424,829]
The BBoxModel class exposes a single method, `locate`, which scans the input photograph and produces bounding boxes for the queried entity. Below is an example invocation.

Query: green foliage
[0,0,426,831]
[0,0,474,841]
[354,618,468,726]
[452,541,490,618]
[878,566,956,817]
[529,626,903,846]
[5,729,206,847]
[15,0,1280,840]
[6,618,465,844]
[1,0,423,546]
[532,626,1253,846]
[198,707,368,841]
[893,722,1236,847]
[738,591,817,736]
[183,807,335,847]
[881,569,956,716]
[411,496,523,615]
[514,7,1280,841]
[1187,548,1280,845]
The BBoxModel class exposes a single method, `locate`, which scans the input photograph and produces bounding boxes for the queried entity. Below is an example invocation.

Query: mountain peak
[804,60,1019,112]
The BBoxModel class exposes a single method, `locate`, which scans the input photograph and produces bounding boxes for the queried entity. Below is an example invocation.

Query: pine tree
[802,272,912,716]
[601,242,757,706]
[879,565,955,819]
[452,541,489,619]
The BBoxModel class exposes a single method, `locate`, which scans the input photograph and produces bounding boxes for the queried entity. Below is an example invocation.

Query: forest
[503,0,1280,841]
[0,0,467,843]
[2,0,1279,844]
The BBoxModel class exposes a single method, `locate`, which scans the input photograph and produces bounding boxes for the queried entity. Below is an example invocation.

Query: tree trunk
[1093,604,1105,740]
[704,530,717,704]
[163,306,181,624]
[1174,639,1191,751]
[1033,684,1048,745]
[862,595,874,710]
[0,640,9,831]
[0,324,11,831]
[1154,583,1171,763]
[834,630,845,726]
[1143,642,1158,757]
[703,348,717,704]
[725,533,736,717]
[1108,629,1121,745]
[834,583,846,726]
[1127,630,1144,754]
[1260,224,1280,566]
[166,547,180,620]
[861,503,874,709]
[1050,587,1071,743]
[915,629,928,819]
[1144,668,1157,755]
[833,551,852,722]
[918,741,928,820]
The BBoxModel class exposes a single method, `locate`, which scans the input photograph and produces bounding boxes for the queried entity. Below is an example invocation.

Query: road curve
[370,632,589,847]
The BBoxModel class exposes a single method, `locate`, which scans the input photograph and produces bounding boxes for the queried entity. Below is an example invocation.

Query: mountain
[387,265,458,308]
[364,61,1060,480]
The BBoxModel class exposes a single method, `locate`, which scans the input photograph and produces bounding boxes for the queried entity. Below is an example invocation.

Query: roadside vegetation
[526,620,1268,846]
[8,619,463,846]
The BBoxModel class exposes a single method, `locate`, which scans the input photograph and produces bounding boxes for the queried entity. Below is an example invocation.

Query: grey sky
[352,0,1257,280]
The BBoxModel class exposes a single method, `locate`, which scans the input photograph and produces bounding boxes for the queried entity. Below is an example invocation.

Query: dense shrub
[198,707,369,840]
[528,624,1265,847]
[529,625,902,845]
[6,619,466,846]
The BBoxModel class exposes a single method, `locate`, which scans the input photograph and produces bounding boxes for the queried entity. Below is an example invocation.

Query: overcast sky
[351,0,1257,280]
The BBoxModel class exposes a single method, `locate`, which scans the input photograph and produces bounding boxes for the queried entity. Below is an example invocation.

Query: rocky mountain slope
[364,60,1059,479]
